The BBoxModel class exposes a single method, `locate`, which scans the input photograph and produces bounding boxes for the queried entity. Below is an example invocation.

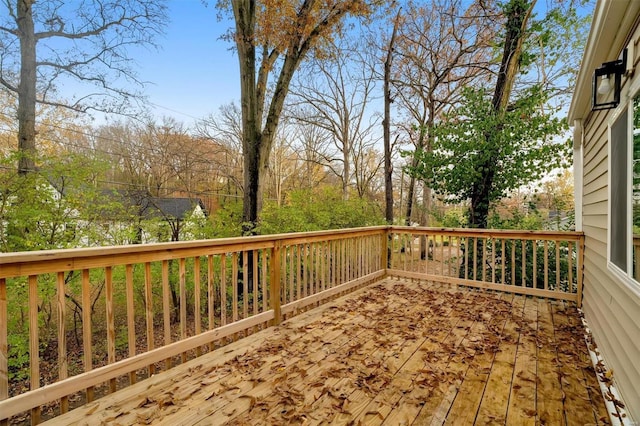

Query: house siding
[582,98,640,420]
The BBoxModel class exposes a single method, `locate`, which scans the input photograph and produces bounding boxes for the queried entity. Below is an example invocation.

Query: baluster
[262,250,268,313]
[568,241,574,294]
[55,272,68,413]
[207,255,215,351]
[242,251,248,322]
[556,241,561,291]
[194,257,201,355]
[179,258,187,362]
[521,240,526,287]
[533,240,538,289]
[105,267,116,393]
[253,249,259,317]
[125,265,136,384]
[161,260,172,366]
[81,270,94,401]
[232,252,238,340]
[501,240,506,285]
[144,262,154,374]
[220,253,227,328]
[28,275,41,422]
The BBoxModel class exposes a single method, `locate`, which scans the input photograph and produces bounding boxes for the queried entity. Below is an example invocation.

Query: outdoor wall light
[593,49,627,110]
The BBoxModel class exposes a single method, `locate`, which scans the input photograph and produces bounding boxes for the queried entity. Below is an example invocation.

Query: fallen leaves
[47,280,609,425]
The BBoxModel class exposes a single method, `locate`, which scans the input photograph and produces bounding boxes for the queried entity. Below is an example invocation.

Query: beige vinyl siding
[582,97,640,420]
[582,223,608,241]
[583,200,607,216]
[584,158,608,187]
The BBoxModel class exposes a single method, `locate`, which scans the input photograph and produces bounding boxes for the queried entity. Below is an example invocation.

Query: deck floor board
[42,279,610,425]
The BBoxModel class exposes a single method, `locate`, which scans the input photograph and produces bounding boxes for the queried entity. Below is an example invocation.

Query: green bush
[258,187,385,234]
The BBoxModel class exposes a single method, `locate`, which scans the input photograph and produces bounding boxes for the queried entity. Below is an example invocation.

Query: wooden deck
[43,278,609,425]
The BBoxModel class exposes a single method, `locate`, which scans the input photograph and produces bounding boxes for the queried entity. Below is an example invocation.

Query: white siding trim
[574,119,584,231]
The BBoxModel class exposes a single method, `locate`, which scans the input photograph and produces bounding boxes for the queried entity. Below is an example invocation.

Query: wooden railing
[0,227,386,424]
[0,226,583,424]
[388,227,584,304]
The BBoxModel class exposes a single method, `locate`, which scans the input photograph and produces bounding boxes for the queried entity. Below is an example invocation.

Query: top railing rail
[0,226,389,279]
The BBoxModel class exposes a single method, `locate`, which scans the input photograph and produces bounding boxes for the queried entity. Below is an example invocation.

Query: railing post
[0,278,7,426]
[577,234,585,308]
[270,241,282,325]
[381,228,390,271]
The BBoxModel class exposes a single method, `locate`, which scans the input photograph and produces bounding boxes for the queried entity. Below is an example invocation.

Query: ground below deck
[44,278,609,425]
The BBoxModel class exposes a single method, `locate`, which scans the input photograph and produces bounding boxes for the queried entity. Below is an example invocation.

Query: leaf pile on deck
[67,280,608,425]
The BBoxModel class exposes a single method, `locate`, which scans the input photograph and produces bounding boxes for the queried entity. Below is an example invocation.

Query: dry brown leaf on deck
[516,371,536,382]
[613,398,626,409]
[239,394,258,410]
[157,394,177,408]
[176,386,201,401]
[135,397,154,409]
[135,412,155,425]
[204,390,219,401]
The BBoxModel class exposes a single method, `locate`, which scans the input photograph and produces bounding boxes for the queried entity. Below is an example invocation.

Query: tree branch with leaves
[0,0,167,173]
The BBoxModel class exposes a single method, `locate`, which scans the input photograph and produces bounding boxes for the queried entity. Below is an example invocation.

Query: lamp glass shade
[597,75,612,95]
[593,61,622,110]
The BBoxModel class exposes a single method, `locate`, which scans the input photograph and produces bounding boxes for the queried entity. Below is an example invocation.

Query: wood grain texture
[38,279,608,426]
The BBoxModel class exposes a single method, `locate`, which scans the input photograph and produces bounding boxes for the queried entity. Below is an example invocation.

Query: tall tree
[410,0,588,231]
[394,0,495,226]
[470,0,534,228]
[224,0,378,234]
[413,87,569,215]
[288,108,331,190]
[382,7,401,224]
[0,0,167,174]
[289,37,380,201]
[197,102,246,200]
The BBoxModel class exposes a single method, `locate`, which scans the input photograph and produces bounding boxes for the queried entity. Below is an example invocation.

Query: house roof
[568,0,640,124]
[100,189,207,221]
[142,197,207,221]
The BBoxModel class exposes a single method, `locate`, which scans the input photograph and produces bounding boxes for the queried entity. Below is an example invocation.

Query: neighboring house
[139,196,208,242]
[569,0,640,420]
[91,189,209,244]
[545,210,574,231]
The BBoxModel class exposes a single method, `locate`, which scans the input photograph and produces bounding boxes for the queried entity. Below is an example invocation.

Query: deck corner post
[0,278,7,425]
[382,227,391,271]
[577,234,585,308]
[270,241,282,325]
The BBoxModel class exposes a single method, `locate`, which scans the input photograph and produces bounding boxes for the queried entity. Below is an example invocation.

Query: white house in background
[96,190,209,245]
[139,196,208,242]
[569,0,640,421]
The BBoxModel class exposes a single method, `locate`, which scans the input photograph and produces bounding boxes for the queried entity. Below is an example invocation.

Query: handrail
[390,225,584,239]
[0,226,389,278]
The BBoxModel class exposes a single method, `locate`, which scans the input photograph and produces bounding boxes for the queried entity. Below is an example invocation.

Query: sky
[119,1,241,125]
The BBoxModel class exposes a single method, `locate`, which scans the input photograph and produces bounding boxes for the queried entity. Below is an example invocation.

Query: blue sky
[129,1,240,124]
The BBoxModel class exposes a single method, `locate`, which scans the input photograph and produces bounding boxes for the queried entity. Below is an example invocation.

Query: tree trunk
[233,0,260,234]
[342,147,350,201]
[405,171,416,226]
[242,140,261,234]
[17,0,37,174]
[383,9,401,225]
[492,0,535,113]
[468,0,535,229]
